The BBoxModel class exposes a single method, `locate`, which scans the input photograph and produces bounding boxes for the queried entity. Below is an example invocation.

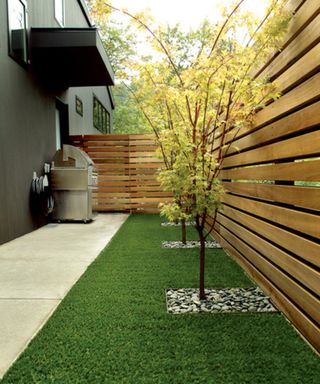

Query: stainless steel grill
[51,145,97,222]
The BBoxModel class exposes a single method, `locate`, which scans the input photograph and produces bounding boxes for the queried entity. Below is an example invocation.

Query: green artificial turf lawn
[1,215,319,383]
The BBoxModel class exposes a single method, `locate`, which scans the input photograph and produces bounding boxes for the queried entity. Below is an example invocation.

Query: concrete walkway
[0,213,128,378]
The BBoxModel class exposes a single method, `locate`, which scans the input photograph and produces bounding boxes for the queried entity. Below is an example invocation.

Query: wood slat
[97,193,131,198]
[223,182,320,211]
[88,152,130,158]
[96,163,161,169]
[128,134,155,140]
[129,152,160,158]
[221,193,320,239]
[220,159,320,181]
[83,140,130,147]
[128,140,157,146]
[130,148,159,153]
[222,130,320,168]
[98,175,155,181]
[86,147,131,153]
[130,187,166,192]
[129,157,163,164]
[86,146,158,152]
[99,175,159,181]
[98,182,161,188]
[98,191,171,198]
[84,134,130,140]
[130,197,169,203]
[97,186,129,192]
[75,133,153,141]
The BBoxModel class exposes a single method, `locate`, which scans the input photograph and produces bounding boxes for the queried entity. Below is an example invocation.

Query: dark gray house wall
[28,0,91,28]
[0,1,56,243]
[0,0,114,244]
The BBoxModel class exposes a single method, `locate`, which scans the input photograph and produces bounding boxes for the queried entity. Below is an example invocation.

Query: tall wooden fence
[70,134,171,213]
[210,0,320,352]
[69,0,320,353]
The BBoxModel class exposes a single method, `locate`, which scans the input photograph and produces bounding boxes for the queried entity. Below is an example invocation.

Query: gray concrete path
[0,213,128,378]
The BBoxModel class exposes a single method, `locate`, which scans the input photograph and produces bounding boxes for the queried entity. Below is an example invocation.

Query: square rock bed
[161,221,196,227]
[166,287,277,314]
[162,240,222,249]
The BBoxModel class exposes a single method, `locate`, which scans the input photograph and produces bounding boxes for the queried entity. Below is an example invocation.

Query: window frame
[7,0,28,66]
[75,96,83,117]
[93,95,110,134]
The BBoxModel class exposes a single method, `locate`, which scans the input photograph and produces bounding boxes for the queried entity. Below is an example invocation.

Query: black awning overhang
[30,28,114,88]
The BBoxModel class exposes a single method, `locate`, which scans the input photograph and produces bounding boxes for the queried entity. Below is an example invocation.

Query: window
[54,0,65,27]
[55,109,62,150]
[93,96,110,133]
[7,0,28,64]
[75,96,83,116]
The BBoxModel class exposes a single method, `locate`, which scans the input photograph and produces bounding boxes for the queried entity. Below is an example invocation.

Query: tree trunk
[198,228,206,300]
[181,218,187,244]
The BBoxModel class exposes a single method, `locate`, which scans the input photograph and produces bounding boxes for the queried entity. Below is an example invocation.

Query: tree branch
[103,2,184,86]
[208,0,246,58]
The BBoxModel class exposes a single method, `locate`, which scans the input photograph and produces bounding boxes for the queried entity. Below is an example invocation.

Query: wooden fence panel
[69,0,320,354]
[210,0,320,353]
[70,134,172,213]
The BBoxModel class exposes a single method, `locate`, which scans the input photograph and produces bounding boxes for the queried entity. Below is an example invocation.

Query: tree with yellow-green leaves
[96,0,291,300]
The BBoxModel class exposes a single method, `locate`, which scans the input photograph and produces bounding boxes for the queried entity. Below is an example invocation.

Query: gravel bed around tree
[162,240,222,249]
[166,287,277,314]
[161,221,196,227]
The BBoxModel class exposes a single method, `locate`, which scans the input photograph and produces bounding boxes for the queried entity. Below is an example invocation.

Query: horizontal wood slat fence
[70,134,171,213]
[210,0,320,353]
[69,0,320,354]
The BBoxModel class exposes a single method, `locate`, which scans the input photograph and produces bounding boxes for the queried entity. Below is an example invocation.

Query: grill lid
[52,145,94,169]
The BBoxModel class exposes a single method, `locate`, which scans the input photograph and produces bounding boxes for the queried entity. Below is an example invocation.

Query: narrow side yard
[2,215,319,383]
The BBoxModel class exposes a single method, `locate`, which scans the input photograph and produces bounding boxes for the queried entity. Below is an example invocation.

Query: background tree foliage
[87,0,150,133]
[112,83,151,134]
